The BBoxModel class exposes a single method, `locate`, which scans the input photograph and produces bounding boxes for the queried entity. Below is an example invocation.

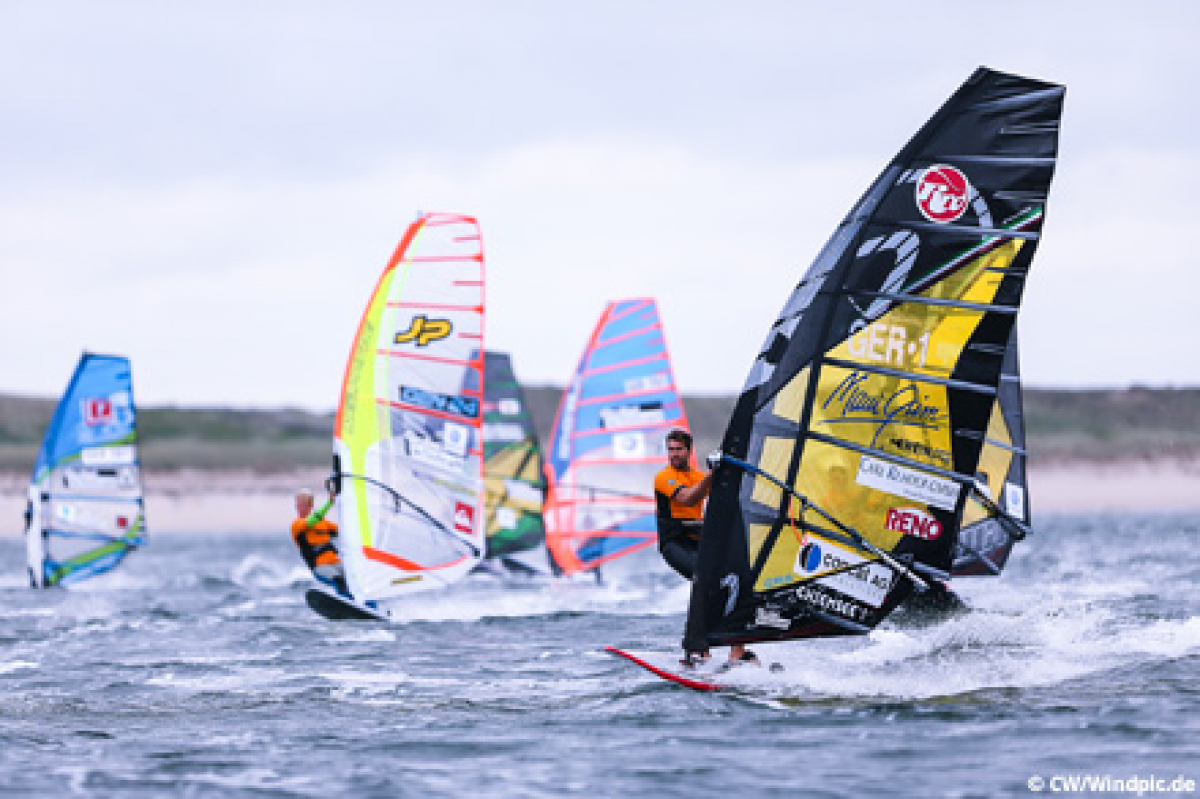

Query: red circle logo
[916,164,971,223]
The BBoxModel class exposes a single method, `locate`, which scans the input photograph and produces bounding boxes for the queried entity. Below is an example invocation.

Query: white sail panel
[335,213,485,602]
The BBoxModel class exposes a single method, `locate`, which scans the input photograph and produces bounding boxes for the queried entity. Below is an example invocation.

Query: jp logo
[395,315,452,347]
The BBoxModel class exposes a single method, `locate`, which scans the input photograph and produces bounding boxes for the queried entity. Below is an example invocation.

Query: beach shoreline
[2,461,1198,537]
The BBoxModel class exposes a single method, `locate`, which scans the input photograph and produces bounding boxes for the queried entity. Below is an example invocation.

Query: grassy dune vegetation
[1,387,1198,474]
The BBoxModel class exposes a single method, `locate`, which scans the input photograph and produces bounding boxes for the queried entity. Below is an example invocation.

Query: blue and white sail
[26,353,146,587]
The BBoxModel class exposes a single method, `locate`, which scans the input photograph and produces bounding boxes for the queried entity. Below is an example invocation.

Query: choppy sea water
[2,515,1199,797]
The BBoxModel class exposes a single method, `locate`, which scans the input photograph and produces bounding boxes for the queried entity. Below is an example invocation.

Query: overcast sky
[2,1,1197,409]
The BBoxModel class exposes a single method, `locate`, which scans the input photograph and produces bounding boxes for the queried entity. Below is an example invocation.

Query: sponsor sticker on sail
[81,445,136,466]
[82,398,113,426]
[1005,482,1026,519]
[454,501,475,534]
[856,455,959,511]
[916,164,971,223]
[794,532,894,607]
[885,506,942,540]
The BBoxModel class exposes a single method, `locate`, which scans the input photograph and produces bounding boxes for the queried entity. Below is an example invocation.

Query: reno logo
[453,501,475,534]
[916,164,971,223]
[885,506,942,540]
[82,398,113,426]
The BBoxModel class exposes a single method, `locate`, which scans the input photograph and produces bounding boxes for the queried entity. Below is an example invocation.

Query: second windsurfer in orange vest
[292,488,349,598]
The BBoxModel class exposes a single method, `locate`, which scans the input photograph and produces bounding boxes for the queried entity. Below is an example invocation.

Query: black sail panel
[688,68,1063,651]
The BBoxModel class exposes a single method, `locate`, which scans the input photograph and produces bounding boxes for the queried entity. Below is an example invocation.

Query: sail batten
[850,292,1022,315]
[804,431,980,486]
[887,221,1042,241]
[686,67,1063,650]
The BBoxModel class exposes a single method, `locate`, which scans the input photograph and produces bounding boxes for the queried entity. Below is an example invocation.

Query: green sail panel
[481,351,549,574]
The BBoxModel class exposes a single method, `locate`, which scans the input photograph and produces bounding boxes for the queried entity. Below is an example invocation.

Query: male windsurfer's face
[667,441,690,470]
[295,495,313,517]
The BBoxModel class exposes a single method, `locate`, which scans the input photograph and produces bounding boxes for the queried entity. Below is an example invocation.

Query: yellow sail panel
[770,365,809,424]
[839,240,1022,381]
[338,270,400,548]
[749,436,793,510]
[756,439,882,591]
[963,398,1015,526]
[754,437,954,592]
[745,521,774,573]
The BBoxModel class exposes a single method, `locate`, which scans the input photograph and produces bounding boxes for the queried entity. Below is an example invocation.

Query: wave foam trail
[231,554,310,589]
[719,581,1200,701]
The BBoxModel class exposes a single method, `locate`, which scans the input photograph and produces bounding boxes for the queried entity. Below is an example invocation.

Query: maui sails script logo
[916,164,971,223]
[820,371,948,447]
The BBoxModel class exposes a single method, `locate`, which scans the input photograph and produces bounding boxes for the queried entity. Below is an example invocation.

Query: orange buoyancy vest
[292,518,340,569]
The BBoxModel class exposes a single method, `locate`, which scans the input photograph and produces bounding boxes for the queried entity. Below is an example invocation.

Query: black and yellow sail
[687,68,1064,650]
[481,351,549,574]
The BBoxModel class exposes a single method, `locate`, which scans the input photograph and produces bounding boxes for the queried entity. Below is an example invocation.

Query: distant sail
[26,353,146,587]
[953,326,1030,575]
[481,351,549,574]
[544,298,692,575]
[334,212,486,602]
[688,68,1063,650]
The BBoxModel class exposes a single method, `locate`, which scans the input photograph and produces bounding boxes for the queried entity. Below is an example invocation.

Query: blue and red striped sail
[543,298,692,575]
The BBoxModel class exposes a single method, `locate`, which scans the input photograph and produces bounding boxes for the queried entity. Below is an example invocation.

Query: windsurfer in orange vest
[654,428,755,669]
[291,488,349,598]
